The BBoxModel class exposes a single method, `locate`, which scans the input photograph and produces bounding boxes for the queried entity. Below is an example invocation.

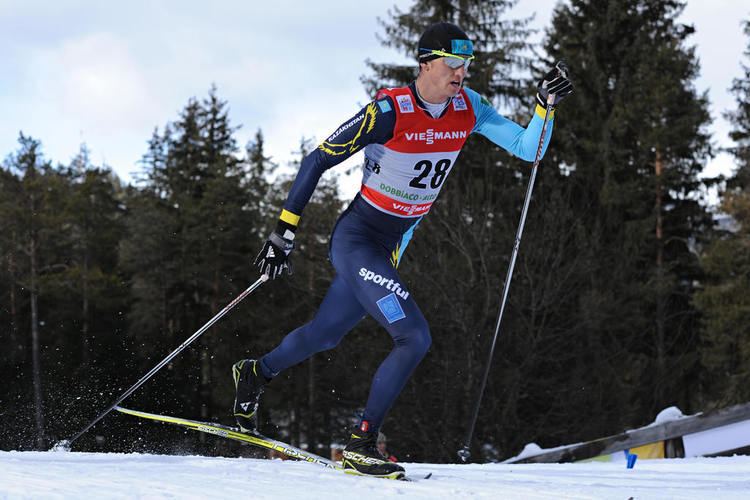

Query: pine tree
[694,19,750,405]
[57,144,126,373]
[540,0,714,440]
[121,126,180,350]
[0,134,71,449]
[245,129,277,239]
[0,151,27,448]
[121,88,263,451]
[725,19,750,189]
[0,167,23,367]
[194,88,259,423]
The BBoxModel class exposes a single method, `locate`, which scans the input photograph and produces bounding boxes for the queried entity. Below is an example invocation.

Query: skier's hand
[536,61,573,108]
[254,231,294,280]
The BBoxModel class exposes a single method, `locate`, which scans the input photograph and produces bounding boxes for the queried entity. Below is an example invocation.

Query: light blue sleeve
[464,87,554,162]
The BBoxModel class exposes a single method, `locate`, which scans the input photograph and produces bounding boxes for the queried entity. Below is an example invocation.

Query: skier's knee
[394,322,431,361]
[412,327,432,359]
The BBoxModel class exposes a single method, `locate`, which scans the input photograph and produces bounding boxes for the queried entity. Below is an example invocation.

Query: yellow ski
[115,406,424,481]
[115,406,339,469]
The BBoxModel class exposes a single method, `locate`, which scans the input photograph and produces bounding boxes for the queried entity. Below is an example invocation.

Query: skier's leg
[233,273,365,431]
[334,243,426,477]
[361,302,431,429]
[331,245,431,431]
[258,273,366,378]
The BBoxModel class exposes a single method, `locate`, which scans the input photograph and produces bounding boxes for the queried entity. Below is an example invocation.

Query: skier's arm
[254,97,396,279]
[464,62,572,163]
[464,87,554,162]
[282,97,395,219]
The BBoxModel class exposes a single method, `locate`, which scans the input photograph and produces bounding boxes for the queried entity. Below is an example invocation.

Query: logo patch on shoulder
[376,293,406,324]
[453,94,468,111]
[377,99,392,113]
[396,94,414,113]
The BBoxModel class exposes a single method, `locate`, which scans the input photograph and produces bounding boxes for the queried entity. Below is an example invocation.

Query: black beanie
[417,22,473,63]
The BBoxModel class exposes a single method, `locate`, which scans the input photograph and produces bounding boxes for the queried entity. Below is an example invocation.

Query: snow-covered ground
[1,451,749,499]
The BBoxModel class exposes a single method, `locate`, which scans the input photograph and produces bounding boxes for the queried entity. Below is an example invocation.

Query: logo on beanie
[451,39,473,56]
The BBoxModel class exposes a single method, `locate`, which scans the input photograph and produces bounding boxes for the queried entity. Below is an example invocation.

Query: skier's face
[421,57,468,101]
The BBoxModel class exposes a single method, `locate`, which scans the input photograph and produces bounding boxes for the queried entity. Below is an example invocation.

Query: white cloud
[30,32,155,131]
[0,1,418,175]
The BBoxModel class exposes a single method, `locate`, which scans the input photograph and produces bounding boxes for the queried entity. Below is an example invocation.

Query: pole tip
[50,440,71,452]
[457,446,471,463]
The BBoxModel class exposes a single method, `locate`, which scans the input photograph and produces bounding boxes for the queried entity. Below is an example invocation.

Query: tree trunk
[290,407,299,447]
[9,230,20,365]
[323,395,331,459]
[82,239,90,370]
[655,149,666,404]
[198,255,221,443]
[199,346,211,418]
[30,222,45,450]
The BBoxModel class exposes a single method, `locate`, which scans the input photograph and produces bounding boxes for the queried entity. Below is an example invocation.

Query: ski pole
[55,274,269,451]
[457,93,557,463]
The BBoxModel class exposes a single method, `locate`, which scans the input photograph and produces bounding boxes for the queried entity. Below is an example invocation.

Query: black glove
[536,61,573,108]
[254,231,294,279]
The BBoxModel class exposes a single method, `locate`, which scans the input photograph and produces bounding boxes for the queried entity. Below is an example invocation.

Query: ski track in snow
[1,451,749,499]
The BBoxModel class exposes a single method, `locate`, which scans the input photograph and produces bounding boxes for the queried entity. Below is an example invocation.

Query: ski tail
[114,406,339,469]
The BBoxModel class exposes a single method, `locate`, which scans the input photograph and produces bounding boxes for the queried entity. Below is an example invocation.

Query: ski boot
[342,421,405,479]
[232,359,268,433]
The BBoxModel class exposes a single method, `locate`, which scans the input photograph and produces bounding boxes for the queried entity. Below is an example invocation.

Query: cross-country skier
[233,22,572,478]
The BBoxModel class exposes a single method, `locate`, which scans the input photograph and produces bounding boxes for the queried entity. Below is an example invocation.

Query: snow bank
[2,451,750,499]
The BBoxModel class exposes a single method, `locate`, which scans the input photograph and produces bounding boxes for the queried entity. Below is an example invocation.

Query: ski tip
[424,472,433,480]
[344,469,407,481]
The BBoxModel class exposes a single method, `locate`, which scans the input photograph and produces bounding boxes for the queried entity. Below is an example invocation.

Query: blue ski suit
[259,82,554,430]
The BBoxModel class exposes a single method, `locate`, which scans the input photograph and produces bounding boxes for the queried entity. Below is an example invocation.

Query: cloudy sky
[2,1,748,201]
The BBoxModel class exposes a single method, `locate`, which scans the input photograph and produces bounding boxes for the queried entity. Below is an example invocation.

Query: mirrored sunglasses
[423,49,475,70]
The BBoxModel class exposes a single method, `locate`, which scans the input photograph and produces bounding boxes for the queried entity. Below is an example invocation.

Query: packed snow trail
[1,451,749,499]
